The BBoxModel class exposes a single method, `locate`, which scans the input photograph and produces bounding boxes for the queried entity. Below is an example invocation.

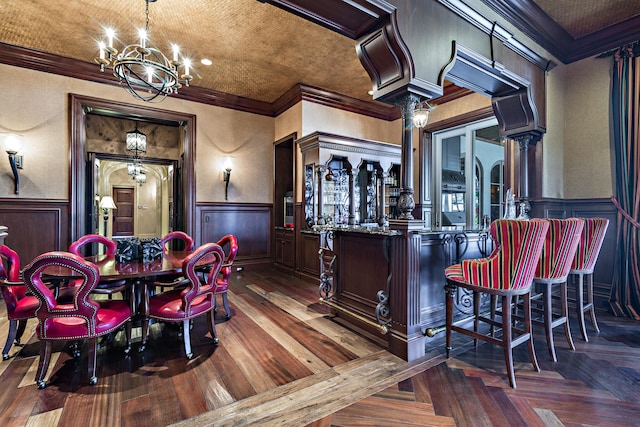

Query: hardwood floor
[0,267,638,426]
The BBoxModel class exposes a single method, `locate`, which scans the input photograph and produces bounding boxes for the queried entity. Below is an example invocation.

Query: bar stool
[569,217,609,341]
[445,219,549,388]
[531,218,584,362]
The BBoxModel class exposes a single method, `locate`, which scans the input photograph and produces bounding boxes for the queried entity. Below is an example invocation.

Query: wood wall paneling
[530,197,617,311]
[0,199,69,263]
[196,203,272,268]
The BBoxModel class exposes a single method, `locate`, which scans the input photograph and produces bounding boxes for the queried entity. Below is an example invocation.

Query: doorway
[112,187,134,236]
[70,94,196,242]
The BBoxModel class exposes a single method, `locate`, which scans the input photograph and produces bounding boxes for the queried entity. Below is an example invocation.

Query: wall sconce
[413,101,436,129]
[99,196,117,236]
[1,133,24,195]
[223,157,233,200]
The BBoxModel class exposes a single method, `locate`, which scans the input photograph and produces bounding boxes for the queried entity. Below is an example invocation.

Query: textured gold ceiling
[533,0,640,38]
[0,0,373,103]
[0,0,637,104]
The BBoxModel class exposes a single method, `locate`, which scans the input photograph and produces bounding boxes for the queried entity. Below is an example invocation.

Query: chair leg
[36,340,53,389]
[221,292,231,320]
[523,291,540,373]
[473,290,480,348]
[561,281,575,351]
[2,319,17,360]
[140,318,149,353]
[124,320,132,355]
[501,295,516,388]
[88,337,98,385]
[207,309,219,345]
[575,273,588,341]
[15,319,27,345]
[183,319,193,359]
[542,282,557,362]
[587,274,600,334]
[445,283,455,358]
[489,295,497,337]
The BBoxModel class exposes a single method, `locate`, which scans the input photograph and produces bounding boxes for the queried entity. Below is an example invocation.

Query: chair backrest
[0,245,26,312]
[180,243,225,311]
[215,234,238,282]
[463,219,549,290]
[571,217,609,272]
[160,231,195,251]
[69,234,118,256]
[535,218,585,280]
[23,251,102,339]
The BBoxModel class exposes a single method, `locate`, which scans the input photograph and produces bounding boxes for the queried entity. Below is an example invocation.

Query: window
[433,117,503,229]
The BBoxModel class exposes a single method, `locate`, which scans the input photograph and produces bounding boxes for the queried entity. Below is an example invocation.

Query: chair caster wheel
[89,376,98,385]
[186,352,193,359]
[212,337,219,345]
[2,354,9,361]
[37,380,46,389]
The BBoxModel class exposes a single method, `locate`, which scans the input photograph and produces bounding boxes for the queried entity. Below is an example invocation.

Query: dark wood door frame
[70,94,196,243]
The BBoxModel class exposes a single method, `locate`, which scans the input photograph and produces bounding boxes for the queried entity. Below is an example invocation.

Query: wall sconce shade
[223,157,233,201]
[1,133,24,195]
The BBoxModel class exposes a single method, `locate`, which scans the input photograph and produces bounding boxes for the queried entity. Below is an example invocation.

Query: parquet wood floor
[0,267,638,426]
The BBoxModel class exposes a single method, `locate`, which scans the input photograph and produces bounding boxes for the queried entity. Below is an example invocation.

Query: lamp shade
[99,196,117,210]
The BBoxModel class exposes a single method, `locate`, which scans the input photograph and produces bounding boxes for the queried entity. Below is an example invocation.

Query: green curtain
[609,43,640,319]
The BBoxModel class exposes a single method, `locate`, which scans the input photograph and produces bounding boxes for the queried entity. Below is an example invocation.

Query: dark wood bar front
[309,224,493,362]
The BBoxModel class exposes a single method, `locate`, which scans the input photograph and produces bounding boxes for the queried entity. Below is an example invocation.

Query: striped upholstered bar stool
[531,218,584,362]
[445,218,549,388]
[569,217,609,341]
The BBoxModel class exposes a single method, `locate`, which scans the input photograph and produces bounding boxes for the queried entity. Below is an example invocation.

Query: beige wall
[561,56,613,199]
[0,63,275,204]
[0,56,614,209]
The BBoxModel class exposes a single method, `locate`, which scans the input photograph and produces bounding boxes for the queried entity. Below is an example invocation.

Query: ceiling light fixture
[95,0,192,102]
[125,123,146,183]
[413,102,436,128]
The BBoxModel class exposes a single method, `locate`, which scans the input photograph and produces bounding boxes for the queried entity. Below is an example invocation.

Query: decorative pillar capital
[395,93,422,123]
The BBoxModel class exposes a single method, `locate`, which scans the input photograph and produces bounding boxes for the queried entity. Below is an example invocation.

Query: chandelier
[126,124,146,184]
[95,0,192,102]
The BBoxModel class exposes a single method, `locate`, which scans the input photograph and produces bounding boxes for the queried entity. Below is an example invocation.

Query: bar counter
[302,223,493,361]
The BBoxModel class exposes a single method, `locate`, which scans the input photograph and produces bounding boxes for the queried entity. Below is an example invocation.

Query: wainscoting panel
[196,203,272,268]
[531,197,617,311]
[0,199,69,263]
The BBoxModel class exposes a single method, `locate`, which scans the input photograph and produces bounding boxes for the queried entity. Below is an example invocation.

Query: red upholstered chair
[140,242,225,359]
[151,231,196,289]
[23,251,132,388]
[69,234,127,296]
[532,218,584,362]
[445,219,549,388]
[160,231,195,251]
[569,217,609,341]
[0,245,38,360]
[213,234,238,320]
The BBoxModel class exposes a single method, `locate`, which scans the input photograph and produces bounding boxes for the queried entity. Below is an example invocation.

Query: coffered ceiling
[0,0,638,110]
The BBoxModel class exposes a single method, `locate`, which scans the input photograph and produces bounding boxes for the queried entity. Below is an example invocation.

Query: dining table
[40,250,216,319]
[42,250,193,281]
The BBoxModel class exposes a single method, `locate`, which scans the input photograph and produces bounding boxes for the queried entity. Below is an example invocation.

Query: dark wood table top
[42,250,207,281]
